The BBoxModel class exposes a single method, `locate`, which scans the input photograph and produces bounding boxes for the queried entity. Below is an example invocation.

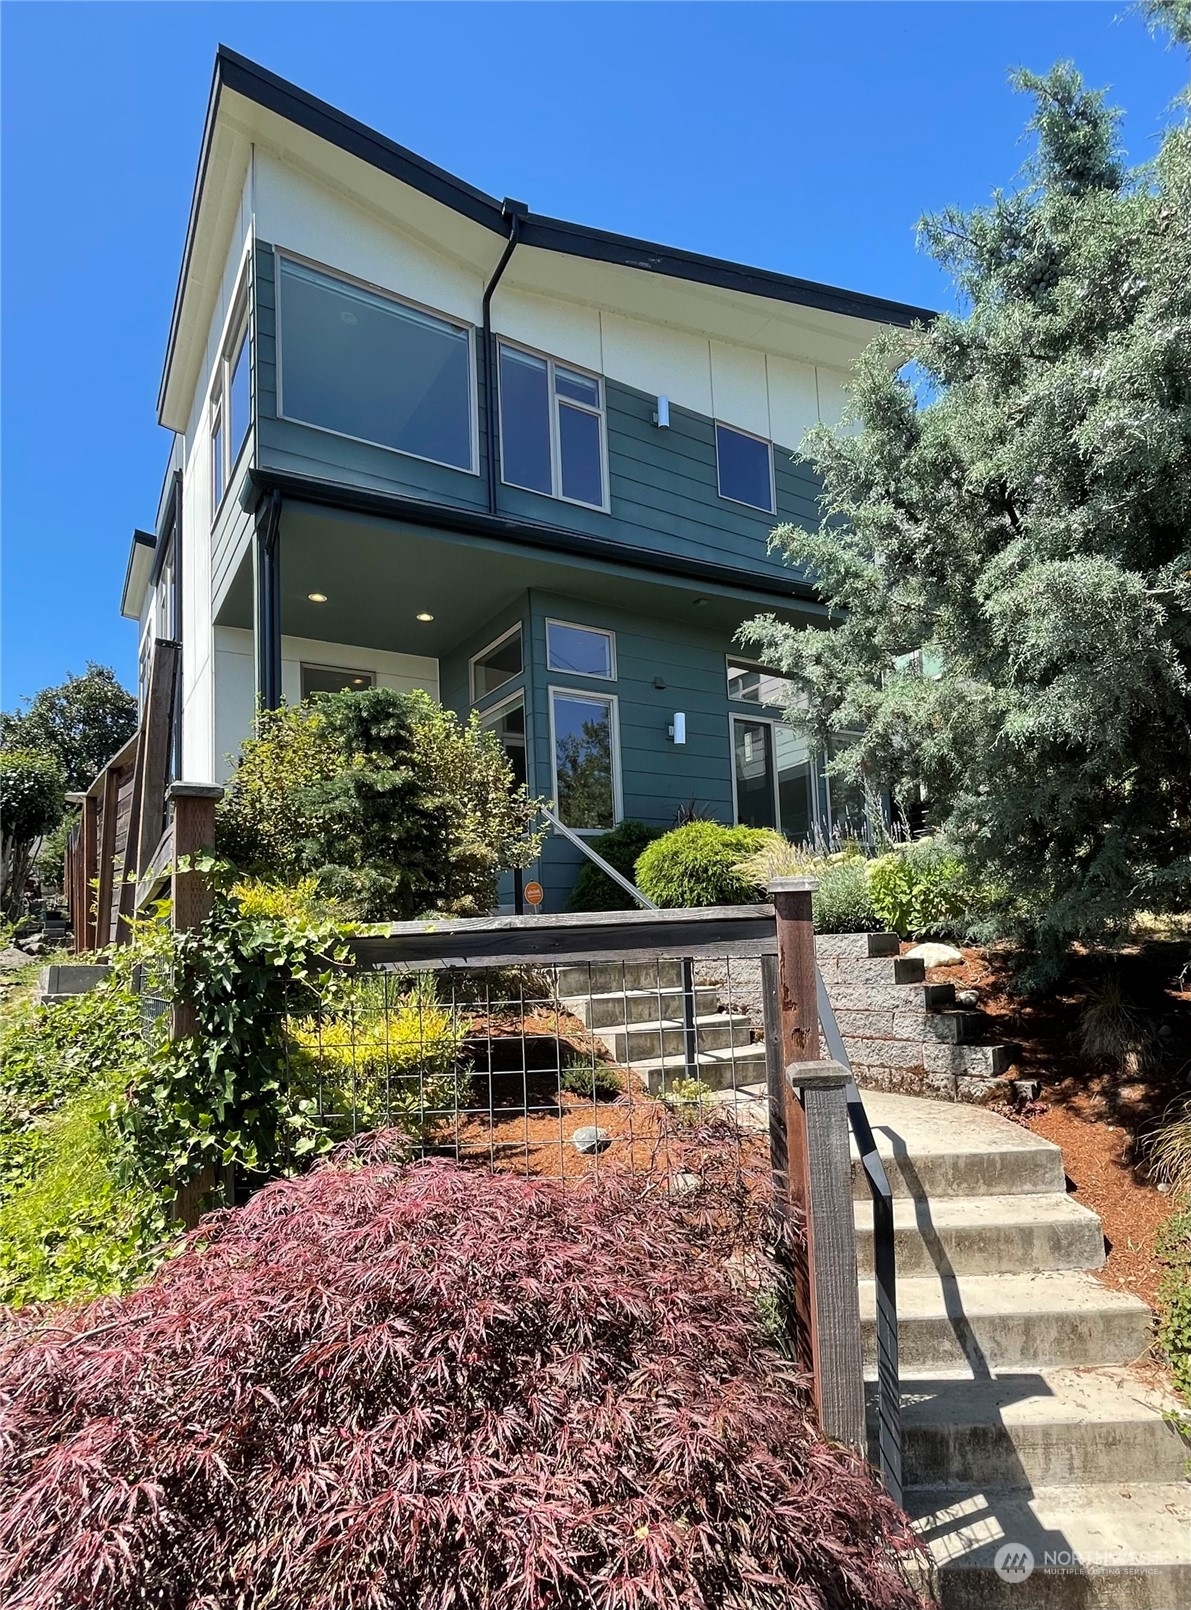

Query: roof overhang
[121,529,157,620]
[159,45,936,431]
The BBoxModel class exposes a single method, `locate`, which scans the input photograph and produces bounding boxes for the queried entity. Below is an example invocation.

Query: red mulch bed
[916,939,1191,1308]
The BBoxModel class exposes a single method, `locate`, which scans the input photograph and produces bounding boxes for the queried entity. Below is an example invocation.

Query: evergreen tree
[743,46,1191,979]
[0,666,137,793]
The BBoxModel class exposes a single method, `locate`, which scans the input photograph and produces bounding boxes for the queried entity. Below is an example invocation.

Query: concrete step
[832,980,958,1011]
[819,954,926,987]
[855,1193,1105,1278]
[631,1043,768,1095]
[906,1482,1191,1610]
[562,985,720,1029]
[844,1035,1015,1077]
[593,1012,754,1064]
[848,1091,1068,1200]
[837,1006,985,1042]
[814,932,901,960]
[554,960,684,995]
[881,1367,1191,1489]
[860,1269,1154,1371]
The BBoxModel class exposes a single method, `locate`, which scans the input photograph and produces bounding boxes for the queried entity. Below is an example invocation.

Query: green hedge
[635,822,770,908]
[566,820,667,911]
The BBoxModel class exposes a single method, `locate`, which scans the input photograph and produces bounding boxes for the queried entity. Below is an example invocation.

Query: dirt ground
[921,939,1191,1307]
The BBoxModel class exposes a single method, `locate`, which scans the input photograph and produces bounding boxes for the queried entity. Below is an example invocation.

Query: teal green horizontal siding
[251,241,823,592]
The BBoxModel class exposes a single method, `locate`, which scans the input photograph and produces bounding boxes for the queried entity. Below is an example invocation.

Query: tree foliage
[0,664,136,793]
[743,59,1191,980]
[216,689,542,920]
[0,750,66,917]
[0,1143,921,1610]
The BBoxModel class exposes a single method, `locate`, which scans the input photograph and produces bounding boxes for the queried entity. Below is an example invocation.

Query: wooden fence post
[768,877,866,1453]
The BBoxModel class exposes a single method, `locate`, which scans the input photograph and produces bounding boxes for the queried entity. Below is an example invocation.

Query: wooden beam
[82,794,99,952]
[346,904,778,973]
[94,765,120,949]
[135,639,180,874]
[134,823,176,912]
[117,640,179,941]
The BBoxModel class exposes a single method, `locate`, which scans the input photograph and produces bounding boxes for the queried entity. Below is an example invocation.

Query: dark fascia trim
[244,466,823,609]
[160,46,934,418]
[121,529,158,619]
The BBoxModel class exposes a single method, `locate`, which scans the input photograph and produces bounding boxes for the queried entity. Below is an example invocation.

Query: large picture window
[550,688,619,831]
[732,717,814,843]
[300,664,375,698]
[499,342,606,510]
[546,620,615,679]
[278,256,474,472]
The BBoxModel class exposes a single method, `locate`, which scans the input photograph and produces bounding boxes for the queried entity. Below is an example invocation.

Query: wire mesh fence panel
[276,953,778,1202]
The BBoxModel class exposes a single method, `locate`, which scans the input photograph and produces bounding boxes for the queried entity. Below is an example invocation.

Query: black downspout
[254,488,283,710]
[483,197,528,515]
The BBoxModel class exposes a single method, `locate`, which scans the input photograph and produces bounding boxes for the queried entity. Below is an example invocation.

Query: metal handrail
[537,804,658,910]
[817,969,902,1508]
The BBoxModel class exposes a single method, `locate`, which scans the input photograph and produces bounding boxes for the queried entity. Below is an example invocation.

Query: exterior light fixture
[416,612,434,622]
[653,394,670,428]
[668,712,687,745]
[308,592,328,603]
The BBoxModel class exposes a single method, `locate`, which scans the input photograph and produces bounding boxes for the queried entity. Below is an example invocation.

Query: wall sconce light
[653,395,670,429]
[668,712,686,745]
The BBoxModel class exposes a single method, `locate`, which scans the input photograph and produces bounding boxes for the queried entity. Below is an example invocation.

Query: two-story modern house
[120,47,930,909]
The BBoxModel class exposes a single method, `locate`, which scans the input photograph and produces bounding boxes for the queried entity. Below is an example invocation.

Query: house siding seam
[250,240,821,593]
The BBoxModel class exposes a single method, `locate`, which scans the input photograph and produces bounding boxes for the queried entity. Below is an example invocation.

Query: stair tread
[906,1481,1191,1567]
[885,1365,1186,1430]
[628,1045,765,1070]
[596,1012,751,1034]
[560,988,717,1005]
[858,1193,1103,1233]
[849,1089,1062,1163]
[859,1268,1152,1320]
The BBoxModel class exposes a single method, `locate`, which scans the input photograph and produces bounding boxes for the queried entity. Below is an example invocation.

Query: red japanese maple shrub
[0,1135,921,1610]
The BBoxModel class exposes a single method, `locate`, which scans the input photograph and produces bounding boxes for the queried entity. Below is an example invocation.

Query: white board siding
[253,147,484,328]
[766,354,821,452]
[212,627,440,782]
[494,288,603,375]
[816,367,852,429]
[709,341,770,438]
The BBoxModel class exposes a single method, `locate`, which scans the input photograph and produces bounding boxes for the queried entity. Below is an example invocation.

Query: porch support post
[254,489,283,711]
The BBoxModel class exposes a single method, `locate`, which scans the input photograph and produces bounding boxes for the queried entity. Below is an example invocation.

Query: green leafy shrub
[812,857,881,934]
[561,1060,624,1100]
[635,822,770,908]
[867,838,980,939]
[217,690,541,920]
[566,820,666,911]
[1156,1207,1191,1404]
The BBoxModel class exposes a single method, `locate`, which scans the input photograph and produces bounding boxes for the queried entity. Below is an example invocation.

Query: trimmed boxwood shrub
[635,821,771,908]
[0,1140,922,1609]
[566,819,667,911]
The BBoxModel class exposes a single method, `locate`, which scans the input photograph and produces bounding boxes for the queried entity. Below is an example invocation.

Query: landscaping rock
[0,947,32,972]
[572,1125,611,1155]
[905,942,964,968]
[955,987,979,1009]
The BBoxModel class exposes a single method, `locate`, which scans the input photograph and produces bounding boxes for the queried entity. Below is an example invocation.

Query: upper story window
[300,664,376,698]
[471,624,523,702]
[716,422,774,513]
[210,283,250,523]
[498,342,607,510]
[546,620,615,679]
[727,658,796,709]
[277,255,475,473]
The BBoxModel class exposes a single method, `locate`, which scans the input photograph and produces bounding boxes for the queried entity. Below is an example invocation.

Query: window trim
[274,247,480,477]
[479,688,530,790]
[497,336,611,513]
[715,420,776,515]
[209,260,253,527]
[548,684,622,835]
[468,621,524,706]
[729,712,819,840]
[545,617,617,681]
[210,395,225,517]
[299,662,377,699]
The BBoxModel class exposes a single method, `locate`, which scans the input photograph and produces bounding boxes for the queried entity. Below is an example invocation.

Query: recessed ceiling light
[352,677,366,686]
[416,611,434,622]
[692,597,709,608]
[308,592,328,603]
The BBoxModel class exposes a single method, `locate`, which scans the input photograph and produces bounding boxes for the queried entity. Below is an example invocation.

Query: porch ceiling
[217,502,822,659]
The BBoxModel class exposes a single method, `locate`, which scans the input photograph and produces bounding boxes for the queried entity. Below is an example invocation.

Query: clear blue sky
[1,1,1184,710]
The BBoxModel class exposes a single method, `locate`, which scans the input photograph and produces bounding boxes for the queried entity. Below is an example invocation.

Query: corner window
[498,342,606,510]
[278,256,475,472]
[300,664,376,698]
[481,694,528,791]
[732,717,813,843]
[716,423,773,513]
[470,624,523,702]
[550,688,619,831]
[546,620,615,680]
[211,401,225,513]
[210,281,249,525]
[229,324,251,466]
